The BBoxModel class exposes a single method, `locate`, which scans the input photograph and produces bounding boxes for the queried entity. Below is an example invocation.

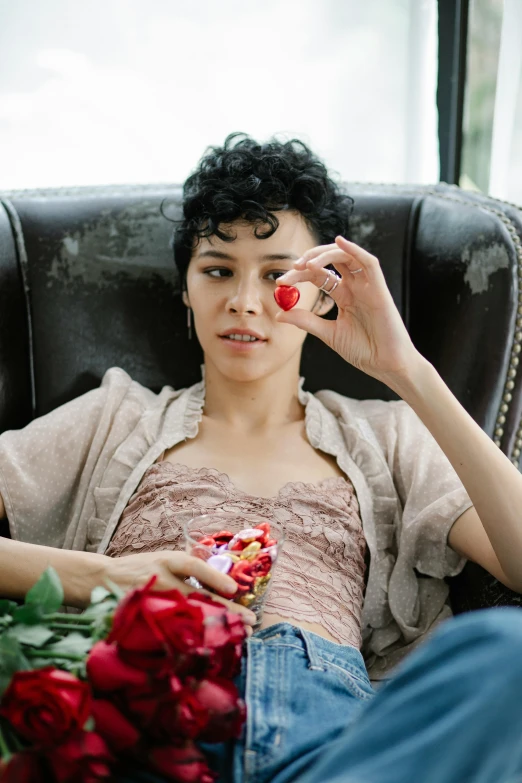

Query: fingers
[193,588,257,627]
[168,553,237,595]
[292,241,339,267]
[276,252,347,301]
[165,553,257,625]
[334,236,380,280]
[285,236,381,285]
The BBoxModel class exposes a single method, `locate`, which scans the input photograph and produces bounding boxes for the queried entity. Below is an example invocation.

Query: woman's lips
[219,336,267,351]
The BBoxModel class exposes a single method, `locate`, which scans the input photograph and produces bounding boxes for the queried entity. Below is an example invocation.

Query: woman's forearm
[388,356,522,590]
[0,537,109,609]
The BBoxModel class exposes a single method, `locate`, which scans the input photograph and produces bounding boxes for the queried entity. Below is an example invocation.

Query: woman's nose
[226,277,263,314]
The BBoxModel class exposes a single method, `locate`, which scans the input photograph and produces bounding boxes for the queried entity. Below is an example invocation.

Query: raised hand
[275,235,421,385]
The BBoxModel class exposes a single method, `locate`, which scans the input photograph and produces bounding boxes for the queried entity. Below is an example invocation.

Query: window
[461,0,522,205]
[0,0,439,190]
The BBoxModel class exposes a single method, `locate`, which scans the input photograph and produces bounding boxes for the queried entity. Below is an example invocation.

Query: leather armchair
[1,182,522,615]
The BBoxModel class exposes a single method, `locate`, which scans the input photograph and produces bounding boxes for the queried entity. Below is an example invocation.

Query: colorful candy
[193,521,278,610]
[206,554,233,574]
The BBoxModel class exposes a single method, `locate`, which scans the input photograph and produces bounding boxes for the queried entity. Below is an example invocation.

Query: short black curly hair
[169,132,355,293]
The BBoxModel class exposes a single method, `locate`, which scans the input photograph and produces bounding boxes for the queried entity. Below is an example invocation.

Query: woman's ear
[182,290,190,309]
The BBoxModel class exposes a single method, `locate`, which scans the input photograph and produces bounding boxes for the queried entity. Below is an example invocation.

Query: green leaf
[12,604,44,625]
[0,616,13,631]
[82,598,117,622]
[103,578,125,600]
[25,568,64,613]
[0,635,30,672]
[91,615,115,643]
[90,586,111,604]
[46,633,93,657]
[83,716,95,732]
[9,625,55,648]
[0,635,30,698]
[0,600,17,618]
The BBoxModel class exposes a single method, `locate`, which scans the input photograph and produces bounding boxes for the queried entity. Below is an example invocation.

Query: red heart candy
[274,285,300,311]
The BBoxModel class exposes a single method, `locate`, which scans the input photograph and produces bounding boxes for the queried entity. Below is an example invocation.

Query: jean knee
[454,606,522,635]
[443,607,522,661]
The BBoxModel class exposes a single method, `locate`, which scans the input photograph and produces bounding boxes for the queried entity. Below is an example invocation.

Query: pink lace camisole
[105,462,368,649]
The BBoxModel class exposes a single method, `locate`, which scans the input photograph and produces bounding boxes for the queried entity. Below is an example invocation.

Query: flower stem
[48,623,93,633]
[0,722,13,762]
[25,650,85,661]
[44,613,92,624]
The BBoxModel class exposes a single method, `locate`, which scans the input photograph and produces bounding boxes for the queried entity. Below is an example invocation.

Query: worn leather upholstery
[0,182,521,613]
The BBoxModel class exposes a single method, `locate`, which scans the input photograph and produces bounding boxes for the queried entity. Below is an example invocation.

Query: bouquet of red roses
[0,568,247,782]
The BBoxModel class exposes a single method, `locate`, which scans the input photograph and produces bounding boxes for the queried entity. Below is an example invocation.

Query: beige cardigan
[0,366,473,682]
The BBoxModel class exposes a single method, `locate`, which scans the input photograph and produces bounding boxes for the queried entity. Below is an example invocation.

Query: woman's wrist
[377,352,433,401]
[66,549,111,608]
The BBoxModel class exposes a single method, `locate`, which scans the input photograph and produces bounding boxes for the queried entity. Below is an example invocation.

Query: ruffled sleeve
[0,367,136,549]
[391,399,473,580]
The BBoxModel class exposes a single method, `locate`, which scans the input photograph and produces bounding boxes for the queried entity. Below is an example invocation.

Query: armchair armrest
[0,517,10,539]
[448,560,522,615]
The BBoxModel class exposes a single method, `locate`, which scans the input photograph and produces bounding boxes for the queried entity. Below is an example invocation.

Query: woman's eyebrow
[196,250,300,261]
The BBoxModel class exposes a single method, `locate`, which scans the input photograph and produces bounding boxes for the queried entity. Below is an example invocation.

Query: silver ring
[319,270,341,294]
[350,267,364,275]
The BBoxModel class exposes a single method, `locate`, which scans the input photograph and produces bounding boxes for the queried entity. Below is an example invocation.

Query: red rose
[124,674,181,724]
[186,593,246,678]
[193,678,246,743]
[153,597,206,655]
[87,641,149,692]
[91,699,140,752]
[46,731,113,783]
[174,686,209,739]
[0,668,91,746]
[125,675,208,741]
[149,742,216,783]
[107,577,205,670]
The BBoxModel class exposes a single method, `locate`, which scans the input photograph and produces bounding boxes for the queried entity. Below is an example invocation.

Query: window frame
[437,0,471,184]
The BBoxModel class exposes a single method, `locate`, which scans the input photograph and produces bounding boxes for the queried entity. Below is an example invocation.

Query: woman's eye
[204,268,286,281]
[205,268,232,278]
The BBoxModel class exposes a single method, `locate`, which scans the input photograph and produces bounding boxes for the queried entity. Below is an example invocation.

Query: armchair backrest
[1,182,521,465]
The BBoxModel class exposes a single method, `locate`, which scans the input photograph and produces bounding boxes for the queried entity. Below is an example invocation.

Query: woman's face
[183,210,333,383]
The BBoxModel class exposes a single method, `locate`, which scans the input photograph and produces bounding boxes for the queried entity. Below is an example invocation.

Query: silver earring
[187,307,192,340]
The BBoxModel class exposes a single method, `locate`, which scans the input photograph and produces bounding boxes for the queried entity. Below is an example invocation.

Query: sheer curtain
[489,0,522,206]
[0,0,439,190]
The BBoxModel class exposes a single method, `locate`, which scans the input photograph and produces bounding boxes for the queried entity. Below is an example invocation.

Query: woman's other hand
[104,550,256,630]
[275,236,422,386]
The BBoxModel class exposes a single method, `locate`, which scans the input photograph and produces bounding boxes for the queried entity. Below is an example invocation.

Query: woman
[1,133,522,783]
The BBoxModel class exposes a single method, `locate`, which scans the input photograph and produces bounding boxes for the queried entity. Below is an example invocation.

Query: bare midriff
[257,612,340,644]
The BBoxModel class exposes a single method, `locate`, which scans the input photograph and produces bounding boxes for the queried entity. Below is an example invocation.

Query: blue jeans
[120,607,522,783]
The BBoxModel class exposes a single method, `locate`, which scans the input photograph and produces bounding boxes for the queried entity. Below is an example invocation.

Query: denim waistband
[251,621,370,682]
